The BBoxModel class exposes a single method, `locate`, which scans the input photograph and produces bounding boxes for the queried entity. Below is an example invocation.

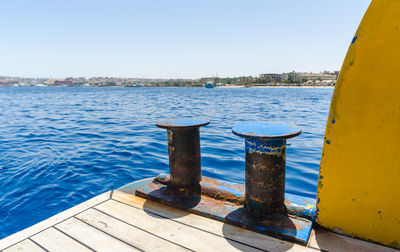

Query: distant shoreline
[218,85,334,88]
[0,85,335,88]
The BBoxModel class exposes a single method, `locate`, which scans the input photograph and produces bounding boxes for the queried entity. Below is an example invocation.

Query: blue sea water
[0,87,333,239]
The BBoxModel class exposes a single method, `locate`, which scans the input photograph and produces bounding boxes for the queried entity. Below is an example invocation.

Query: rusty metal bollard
[157,118,210,189]
[232,122,301,216]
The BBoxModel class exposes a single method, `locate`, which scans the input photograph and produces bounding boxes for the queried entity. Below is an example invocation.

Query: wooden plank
[112,190,313,252]
[3,239,44,252]
[308,229,399,252]
[0,191,111,250]
[95,199,263,252]
[56,217,140,252]
[113,191,398,252]
[76,209,189,251]
[31,227,92,251]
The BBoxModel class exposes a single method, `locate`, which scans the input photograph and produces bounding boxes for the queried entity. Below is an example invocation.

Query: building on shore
[54,80,73,86]
[259,71,339,82]
[44,79,65,86]
[259,73,288,82]
[0,80,19,87]
[300,71,338,80]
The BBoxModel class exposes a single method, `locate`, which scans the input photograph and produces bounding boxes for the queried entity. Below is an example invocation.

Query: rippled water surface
[0,87,333,238]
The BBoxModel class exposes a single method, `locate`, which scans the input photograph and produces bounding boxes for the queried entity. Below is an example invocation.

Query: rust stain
[98,220,108,228]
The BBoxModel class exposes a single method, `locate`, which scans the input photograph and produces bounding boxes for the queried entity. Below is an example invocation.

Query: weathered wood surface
[2,239,44,252]
[0,190,397,252]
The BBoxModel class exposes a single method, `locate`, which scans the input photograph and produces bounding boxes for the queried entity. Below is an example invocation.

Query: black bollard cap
[156,118,210,129]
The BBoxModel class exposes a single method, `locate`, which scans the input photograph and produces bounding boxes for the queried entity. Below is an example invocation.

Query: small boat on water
[205,81,214,88]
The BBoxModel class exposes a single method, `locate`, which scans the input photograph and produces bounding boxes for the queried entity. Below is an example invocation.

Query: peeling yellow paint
[316,0,400,249]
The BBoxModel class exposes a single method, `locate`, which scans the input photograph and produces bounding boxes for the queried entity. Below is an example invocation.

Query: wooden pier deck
[0,190,397,252]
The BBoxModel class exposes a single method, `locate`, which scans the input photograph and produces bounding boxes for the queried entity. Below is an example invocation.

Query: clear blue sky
[0,0,371,79]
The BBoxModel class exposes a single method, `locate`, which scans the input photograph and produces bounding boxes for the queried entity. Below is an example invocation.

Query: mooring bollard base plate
[132,176,314,245]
